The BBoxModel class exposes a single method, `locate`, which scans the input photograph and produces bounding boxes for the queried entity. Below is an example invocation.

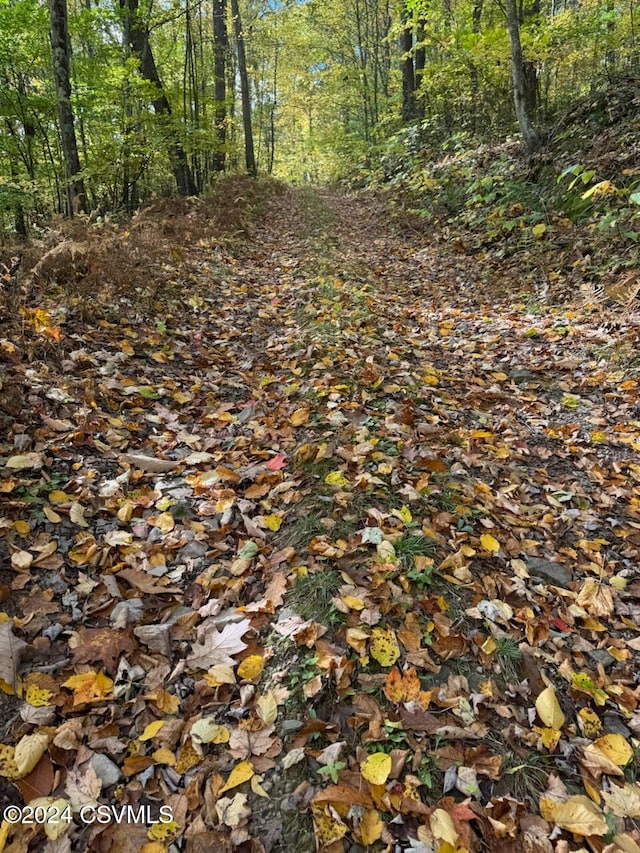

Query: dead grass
[0,177,287,329]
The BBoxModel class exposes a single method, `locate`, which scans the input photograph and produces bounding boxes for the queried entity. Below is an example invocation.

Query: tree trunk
[505,0,540,151]
[49,0,87,215]
[120,0,197,196]
[414,17,426,119]
[212,0,228,172]
[231,0,256,176]
[400,4,416,122]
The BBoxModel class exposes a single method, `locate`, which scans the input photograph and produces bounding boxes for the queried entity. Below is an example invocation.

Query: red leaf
[265,454,287,471]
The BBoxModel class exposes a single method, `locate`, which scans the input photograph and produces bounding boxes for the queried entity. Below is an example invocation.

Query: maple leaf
[228,726,276,759]
[63,671,114,705]
[72,627,136,674]
[187,618,251,669]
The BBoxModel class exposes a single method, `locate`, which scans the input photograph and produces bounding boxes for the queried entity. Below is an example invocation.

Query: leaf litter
[0,184,640,852]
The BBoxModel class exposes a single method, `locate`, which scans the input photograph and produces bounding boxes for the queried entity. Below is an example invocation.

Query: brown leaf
[187,618,251,669]
[72,627,136,673]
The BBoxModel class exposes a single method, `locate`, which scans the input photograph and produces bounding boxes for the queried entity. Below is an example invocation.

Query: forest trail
[1,186,640,852]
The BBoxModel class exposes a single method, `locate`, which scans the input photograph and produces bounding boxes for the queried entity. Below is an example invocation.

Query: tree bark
[49,0,87,215]
[231,0,256,176]
[414,17,426,119]
[400,4,416,122]
[505,0,540,151]
[212,0,228,172]
[120,0,197,196]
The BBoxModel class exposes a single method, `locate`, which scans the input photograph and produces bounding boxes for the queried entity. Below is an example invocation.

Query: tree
[231,0,256,176]
[505,0,540,151]
[49,0,87,214]
[120,0,197,196]
[400,3,417,121]
[213,0,229,172]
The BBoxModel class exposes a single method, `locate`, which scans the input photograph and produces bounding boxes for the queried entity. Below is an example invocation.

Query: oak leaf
[187,618,251,669]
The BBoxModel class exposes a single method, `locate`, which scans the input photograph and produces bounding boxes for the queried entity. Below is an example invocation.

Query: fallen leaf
[361,752,392,785]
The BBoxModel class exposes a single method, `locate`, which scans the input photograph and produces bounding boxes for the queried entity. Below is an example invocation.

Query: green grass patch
[395,532,437,571]
[286,570,343,626]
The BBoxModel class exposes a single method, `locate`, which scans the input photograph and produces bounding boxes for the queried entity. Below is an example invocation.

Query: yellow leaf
[151,351,168,363]
[219,760,255,793]
[172,391,192,404]
[480,533,500,552]
[534,726,561,751]
[63,671,113,705]
[204,665,236,686]
[190,719,230,745]
[152,748,176,766]
[360,809,384,845]
[13,520,30,536]
[251,774,270,798]
[147,820,178,842]
[264,513,283,532]
[396,505,413,524]
[25,686,52,707]
[237,656,264,681]
[341,595,365,610]
[139,720,165,741]
[0,743,20,779]
[256,691,278,726]
[535,686,565,729]
[361,752,392,785]
[312,804,348,846]
[602,782,640,818]
[324,471,349,487]
[577,707,602,738]
[550,795,608,836]
[29,797,72,840]
[154,512,175,534]
[14,730,49,776]
[611,833,640,853]
[594,733,634,766]
[532,223,547,238]
[48,490,69,505]
[43,506,61,523]
[370,627,400,667]
[290,408,310,426]
[430,808,458,845]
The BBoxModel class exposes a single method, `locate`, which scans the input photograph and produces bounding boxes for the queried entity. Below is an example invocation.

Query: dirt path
[1,186,640,852]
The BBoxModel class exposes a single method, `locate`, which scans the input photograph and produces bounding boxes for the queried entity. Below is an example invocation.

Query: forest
[0,0,638,221]
[1,0,640,851]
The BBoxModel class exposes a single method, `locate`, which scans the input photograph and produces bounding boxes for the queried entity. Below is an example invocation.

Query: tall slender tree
[231,0,256,176]
[212,0,229,172]
[49,0,87,214]
[505,0,540,151]
[120,0,197,195]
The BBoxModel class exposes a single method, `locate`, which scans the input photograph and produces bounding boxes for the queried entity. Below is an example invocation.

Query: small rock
[43,572,69,595]
[603,714,632,738]
[180,540,208,559]
[510,368,535,384]
[587,648,616,671]
[526,557,573,588]
[280,720,304,735]
[91,754,122,787]
[110,598,144,627]
[43,623,64,642]
[147,526,164,544]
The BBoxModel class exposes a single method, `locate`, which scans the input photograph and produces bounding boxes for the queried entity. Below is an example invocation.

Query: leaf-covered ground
[1,185,640,853]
